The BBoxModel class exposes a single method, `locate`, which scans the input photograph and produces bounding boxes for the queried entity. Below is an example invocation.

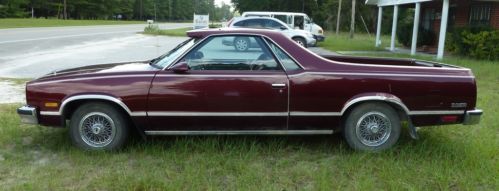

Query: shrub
[447,26,498,60]
[397,22,435,47]
[144,24,161,34]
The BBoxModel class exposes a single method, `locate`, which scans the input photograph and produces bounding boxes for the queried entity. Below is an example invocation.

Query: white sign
[193,14,209,29]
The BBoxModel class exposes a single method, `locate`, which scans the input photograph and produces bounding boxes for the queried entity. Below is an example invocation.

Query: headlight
[318,29,323,34]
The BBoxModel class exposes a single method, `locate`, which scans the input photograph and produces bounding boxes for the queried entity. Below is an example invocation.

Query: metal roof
[365,0,433,6]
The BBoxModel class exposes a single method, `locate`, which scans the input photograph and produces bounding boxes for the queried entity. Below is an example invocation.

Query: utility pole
[302,0,305,12]
[63,0,67,19]
[336,0,342,35]
[349,0,356,38]
[140,0,143,20]
[154,0,157,21]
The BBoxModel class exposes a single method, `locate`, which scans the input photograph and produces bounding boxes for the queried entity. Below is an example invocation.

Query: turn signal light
[441,115,458,123]
[44,102,58,108]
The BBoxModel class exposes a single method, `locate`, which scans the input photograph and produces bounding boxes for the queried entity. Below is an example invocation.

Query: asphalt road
[0,23,191,78]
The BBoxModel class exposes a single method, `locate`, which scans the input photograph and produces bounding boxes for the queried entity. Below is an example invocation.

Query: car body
[225,17,316,47]
[18,28,482,151]
[240,11,325,42]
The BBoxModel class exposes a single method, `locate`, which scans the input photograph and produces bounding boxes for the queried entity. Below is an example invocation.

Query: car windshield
[150,38,196,68]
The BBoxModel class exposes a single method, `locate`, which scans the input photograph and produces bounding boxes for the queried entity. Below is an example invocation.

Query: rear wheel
[343,103,401,151]
[69,102,130,151]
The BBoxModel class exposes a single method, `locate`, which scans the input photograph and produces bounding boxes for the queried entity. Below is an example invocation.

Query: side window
[265,39,301,71]
[232,20,245,27]
[181,35,281,71]
[245,19,263,28]
[263,20,284,29]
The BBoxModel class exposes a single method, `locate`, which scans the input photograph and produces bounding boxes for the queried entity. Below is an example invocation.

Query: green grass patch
[318,32,400,52]
[143,25,190,37]
[0,18,144,29]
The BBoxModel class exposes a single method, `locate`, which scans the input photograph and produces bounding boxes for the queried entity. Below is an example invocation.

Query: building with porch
[365,0,499,59]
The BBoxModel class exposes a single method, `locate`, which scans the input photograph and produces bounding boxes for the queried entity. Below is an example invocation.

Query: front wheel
[69,102,130,151]
[233,37,250,51]
[343,103,401,151]
[292,37,307,47]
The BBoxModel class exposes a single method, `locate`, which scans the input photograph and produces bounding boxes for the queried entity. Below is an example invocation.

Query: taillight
[441,115,458,123]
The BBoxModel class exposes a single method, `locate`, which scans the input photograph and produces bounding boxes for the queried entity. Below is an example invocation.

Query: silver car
[224,17,316,51]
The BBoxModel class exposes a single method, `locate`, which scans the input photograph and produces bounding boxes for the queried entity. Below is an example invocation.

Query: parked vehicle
[225,17,316,48]
[18,28,482,151]
[240,11,325,42]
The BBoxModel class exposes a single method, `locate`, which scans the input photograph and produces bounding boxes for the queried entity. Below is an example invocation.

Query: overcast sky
[214,0,232,7]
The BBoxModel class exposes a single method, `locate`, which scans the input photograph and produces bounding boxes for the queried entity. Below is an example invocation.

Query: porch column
[411,3,421,55]
[375,6,383,47]
[437,0,450,60]
[390,5,399,51]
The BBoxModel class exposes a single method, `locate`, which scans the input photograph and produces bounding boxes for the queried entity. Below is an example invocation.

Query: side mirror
[171,62,190,74]
[280,25,287,30]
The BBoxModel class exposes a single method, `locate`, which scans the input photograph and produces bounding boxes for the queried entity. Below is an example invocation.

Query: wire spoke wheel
[355,111,392,147]
[78,112,116,148]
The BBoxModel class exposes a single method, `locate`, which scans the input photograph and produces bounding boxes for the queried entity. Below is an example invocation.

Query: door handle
[272,83,286,89]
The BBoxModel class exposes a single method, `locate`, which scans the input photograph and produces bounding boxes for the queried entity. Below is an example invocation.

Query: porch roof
[365,0,433,6]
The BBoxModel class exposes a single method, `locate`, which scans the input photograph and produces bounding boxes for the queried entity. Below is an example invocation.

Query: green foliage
[447,26,499,60]
[397,23,435,47]
[0,0,233,21]
[142,25,190,36]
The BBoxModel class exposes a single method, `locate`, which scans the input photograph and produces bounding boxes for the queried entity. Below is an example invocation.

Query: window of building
[469,4,492,26]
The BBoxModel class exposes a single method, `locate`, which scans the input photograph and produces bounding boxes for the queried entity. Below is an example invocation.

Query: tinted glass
[265,39,301,71]
[233,20,245,27]
[181,36,281,71]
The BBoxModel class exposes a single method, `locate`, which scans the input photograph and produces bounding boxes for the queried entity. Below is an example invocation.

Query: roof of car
[186,28,287,39]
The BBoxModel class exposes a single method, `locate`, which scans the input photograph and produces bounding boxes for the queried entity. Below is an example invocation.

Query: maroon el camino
[17,28,482,151]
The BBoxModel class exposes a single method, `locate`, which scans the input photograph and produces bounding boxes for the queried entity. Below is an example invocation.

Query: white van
[241,11,325,42]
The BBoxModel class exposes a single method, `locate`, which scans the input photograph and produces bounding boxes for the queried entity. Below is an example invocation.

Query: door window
[180,35,281,71]
[265,39,301,71]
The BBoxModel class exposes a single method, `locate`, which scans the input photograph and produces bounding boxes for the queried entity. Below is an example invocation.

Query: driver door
[147,35,289,131]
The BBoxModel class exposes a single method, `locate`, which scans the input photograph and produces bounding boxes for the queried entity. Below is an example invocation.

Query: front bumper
[314,34,326,42]
[17,105,38,124]
[463,109,482,125]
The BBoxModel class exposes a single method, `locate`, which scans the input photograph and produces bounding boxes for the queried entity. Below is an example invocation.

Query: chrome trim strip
[144,130,333,135]
[341,95,411,115]
[30,75,154,86]
[155,74,285,78]
[409,110,465,115]
[290,112,341,116]
[130,112,147,117]
[59,95,133,116]
[147,112,288,117]
[288,72,473,79]
[40,111,60,116]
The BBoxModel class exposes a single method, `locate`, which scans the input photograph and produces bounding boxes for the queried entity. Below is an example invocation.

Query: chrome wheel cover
[295,39,305,46]
[355,111,392,147]
[79,112,116,148]
[235,39,248,51]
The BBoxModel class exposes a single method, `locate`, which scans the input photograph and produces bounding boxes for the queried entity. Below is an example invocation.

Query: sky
[214,0,232,7]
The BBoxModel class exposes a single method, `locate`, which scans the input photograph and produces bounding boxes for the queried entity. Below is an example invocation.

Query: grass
[143,25,191,37]
[0,18,144,29]
[0,35,497,190]
[317,32,401,52]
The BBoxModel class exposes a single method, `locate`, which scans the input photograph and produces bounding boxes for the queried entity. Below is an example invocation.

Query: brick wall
[492,4,499,29]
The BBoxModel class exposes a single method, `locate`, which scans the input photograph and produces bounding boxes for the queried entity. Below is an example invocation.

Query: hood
[37,61,159,80]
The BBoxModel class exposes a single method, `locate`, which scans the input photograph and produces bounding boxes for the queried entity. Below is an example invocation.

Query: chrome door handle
[272,83,286,88]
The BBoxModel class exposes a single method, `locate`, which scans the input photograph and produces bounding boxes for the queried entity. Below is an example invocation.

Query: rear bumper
[463,109,482,125]
[17,105,38,124]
